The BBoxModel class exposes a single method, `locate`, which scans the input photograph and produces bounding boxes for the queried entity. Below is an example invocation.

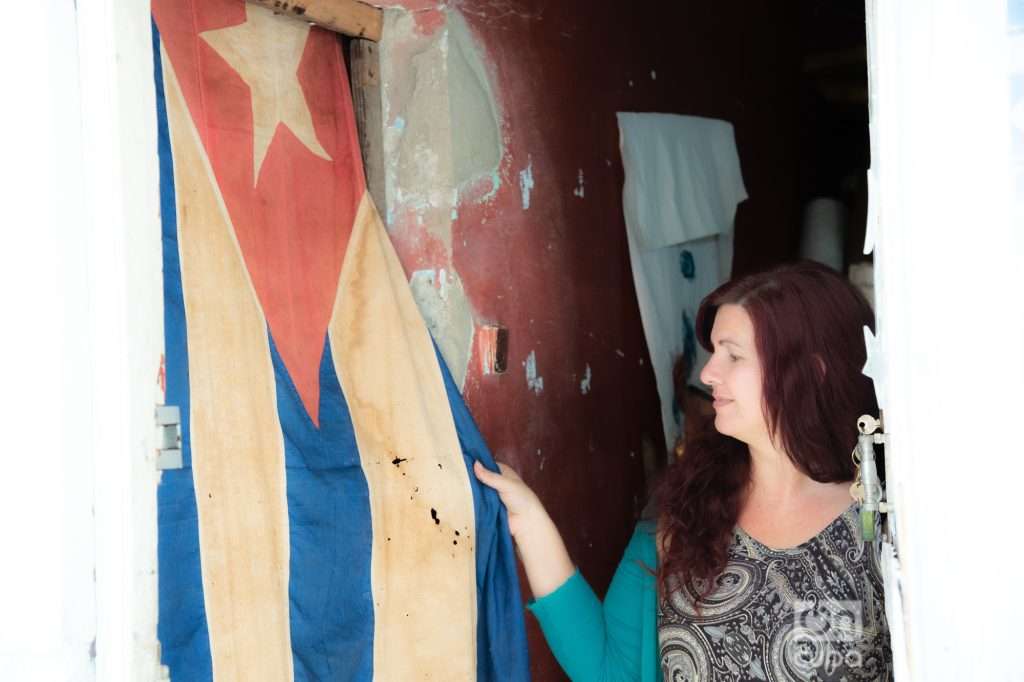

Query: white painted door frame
[76,0,164,679]
[0,0,163,679]
[866,1,1024,679]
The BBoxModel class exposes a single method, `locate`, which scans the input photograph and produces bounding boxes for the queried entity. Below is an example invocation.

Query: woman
[474,261,893,681]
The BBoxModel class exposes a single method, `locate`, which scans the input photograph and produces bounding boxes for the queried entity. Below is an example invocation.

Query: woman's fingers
[474,460,551,545]
[495,462,522,482]
[473,460,509,491]
[475,460,533,517]
[474,460,522,485]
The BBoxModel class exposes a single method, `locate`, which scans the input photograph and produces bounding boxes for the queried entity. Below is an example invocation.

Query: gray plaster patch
[379,7,503,248]
[409,268,475,389]
[378,8,503,389]
[395,44,452,212]
[380,10,456,244]
[446,11,503,194]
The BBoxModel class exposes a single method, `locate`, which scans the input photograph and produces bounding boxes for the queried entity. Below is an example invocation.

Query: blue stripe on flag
[153,19,214,682]
[432,345,532,681]
[268,333,375,682]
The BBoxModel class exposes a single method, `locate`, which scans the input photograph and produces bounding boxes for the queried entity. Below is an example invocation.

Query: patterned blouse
[658,504,893,681]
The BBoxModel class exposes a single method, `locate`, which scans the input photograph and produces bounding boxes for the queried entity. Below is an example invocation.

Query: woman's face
[699,304,769,446]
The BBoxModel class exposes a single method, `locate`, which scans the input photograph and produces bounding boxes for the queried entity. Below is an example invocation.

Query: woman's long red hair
[656,260,877,597]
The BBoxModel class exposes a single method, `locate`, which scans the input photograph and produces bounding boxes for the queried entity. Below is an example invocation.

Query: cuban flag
[151,2,529,679]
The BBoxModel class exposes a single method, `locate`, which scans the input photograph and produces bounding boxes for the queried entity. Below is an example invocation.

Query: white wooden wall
[0,0,163,679]
[867,0,1024,679]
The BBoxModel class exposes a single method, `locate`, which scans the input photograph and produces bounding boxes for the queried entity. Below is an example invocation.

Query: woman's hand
[473,461,547,539]
[474,460,575,598]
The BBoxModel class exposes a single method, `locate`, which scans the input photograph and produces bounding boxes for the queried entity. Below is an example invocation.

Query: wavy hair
[656,260,877,598]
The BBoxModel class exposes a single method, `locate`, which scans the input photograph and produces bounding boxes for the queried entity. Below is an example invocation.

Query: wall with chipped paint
[374,2,802,678]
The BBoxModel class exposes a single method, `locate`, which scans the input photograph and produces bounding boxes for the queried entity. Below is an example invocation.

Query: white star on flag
[201,4,332,185]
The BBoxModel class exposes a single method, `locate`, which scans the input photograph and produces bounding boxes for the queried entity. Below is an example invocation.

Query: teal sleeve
[527,522,658,682]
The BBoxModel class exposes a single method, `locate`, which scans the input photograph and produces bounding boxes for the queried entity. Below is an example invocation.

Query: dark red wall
[452,4,803,678]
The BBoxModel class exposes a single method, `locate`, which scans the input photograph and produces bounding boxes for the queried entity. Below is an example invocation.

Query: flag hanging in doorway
[151,2,529,679]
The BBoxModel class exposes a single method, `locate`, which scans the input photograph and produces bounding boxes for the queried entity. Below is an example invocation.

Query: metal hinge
[155,405,183,470]
[850,412,890,542]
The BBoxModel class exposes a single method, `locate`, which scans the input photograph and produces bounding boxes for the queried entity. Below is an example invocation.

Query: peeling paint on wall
[381,10,457,249]
[379,6,504,250]
[519,158,534,209]
[477,169,502,203]
[409,268,476,388]
[523,350,544,395]
[378,7,508,390]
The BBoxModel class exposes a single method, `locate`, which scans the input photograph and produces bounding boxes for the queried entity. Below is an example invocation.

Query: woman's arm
[472,461,574,598]
[474,462,656,681]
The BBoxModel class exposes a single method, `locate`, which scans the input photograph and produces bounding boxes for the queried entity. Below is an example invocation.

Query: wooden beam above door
[246,0,383,42]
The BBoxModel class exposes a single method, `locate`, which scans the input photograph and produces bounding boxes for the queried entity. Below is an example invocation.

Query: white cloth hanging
[618,113,747,451]
[618,113,747,250]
